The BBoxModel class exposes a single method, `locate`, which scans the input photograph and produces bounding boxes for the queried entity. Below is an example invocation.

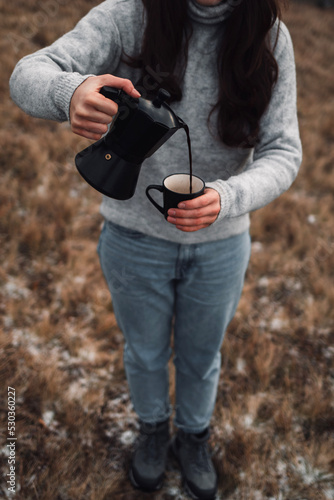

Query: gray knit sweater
[9,0,302,244]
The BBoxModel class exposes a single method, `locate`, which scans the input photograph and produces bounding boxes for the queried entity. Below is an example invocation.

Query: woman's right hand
[69,74,141,140]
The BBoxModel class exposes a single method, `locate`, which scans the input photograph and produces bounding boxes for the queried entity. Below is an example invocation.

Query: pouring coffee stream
[75,87,193,200]
[183,124,193,194]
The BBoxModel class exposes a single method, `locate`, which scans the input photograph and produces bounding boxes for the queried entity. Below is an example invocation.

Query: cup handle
[145,185,164,215]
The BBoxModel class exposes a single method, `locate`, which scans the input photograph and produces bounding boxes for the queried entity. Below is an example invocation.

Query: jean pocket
[96,222,106,257]
[106,220,146,239]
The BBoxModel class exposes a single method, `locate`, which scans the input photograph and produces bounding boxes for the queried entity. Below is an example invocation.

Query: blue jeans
[97,221,251,433]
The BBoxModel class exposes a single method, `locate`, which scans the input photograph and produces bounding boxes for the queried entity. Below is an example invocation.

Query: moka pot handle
[100,86,125,104]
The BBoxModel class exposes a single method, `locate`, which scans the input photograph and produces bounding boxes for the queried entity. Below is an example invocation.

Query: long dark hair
[127,0,287,148]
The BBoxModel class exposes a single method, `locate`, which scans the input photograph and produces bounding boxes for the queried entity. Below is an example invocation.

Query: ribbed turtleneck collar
[188,0,235,25]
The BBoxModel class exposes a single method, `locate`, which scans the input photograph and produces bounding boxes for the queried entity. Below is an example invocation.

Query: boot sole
[129,465,164,492]
[169,440,218,500]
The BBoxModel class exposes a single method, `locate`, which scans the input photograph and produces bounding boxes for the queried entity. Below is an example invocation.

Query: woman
[10,1,302,498]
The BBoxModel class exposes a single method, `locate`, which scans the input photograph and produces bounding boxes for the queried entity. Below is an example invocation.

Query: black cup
[146,173,205,219]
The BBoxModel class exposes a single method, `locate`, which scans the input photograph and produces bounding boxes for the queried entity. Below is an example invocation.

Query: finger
[167,214,216,227]
[72,116,111,137]
[97,74,141,98]
[176,224,210,233]
[73,119,109,135]
[72,127,102,141]
[168,205,218,220]
[75,104,116,124]
[177,189,216,210]
[85,94,119,117]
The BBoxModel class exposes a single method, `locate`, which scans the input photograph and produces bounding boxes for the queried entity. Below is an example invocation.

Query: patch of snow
[166,486,188,499]
[292,455,331,487]
[223,422,234,437]
[323,346,334,359]
[291,280,302,291]
[11,328,39,347]
[82,436,93,448]
[273,494,284,500]
[3,316,13,328]
[2,481,21,497]
[258,276,269,287]
[104,428,115,438]
[26,474,37,486]
[37,184,46,196]
[252,241,263,253]
[42,410,55,427]
[69,189,79,198]
[26,344,42,357]
[66,380,88,400]
[78,347,97,363]
[324,487,334,500]
[58,350,71,365]
[17,208,27,217]
[270,317,289,332]
[306,295,314,306]
[236,358,246,374]
[1,445,10,457]
[166,486,181,496]
[4,278,30,300]
[73,276,86,285]
[259,319,267,330]
[120,430,136,446]
[277,460,287,475]
[243,414,253,428]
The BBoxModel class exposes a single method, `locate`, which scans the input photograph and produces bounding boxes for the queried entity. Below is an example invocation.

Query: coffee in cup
[146,173,205,219]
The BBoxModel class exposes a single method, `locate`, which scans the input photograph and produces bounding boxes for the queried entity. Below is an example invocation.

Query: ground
[0,1,334,499]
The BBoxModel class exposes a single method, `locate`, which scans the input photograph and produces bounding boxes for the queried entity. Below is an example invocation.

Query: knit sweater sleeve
[9,1,122,122]
[206,22,302,221]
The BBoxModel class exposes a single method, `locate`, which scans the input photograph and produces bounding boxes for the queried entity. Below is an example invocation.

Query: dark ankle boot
[129,419,170,491]
[171,428,218,500]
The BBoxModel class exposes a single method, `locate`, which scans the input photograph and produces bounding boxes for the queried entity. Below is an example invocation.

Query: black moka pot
[75,87,186,200]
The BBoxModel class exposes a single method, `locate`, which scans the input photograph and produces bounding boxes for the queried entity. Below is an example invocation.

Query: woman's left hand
[167,188,221,232]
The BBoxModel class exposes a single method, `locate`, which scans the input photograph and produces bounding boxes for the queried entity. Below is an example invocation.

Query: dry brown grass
[1,1,334,499]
